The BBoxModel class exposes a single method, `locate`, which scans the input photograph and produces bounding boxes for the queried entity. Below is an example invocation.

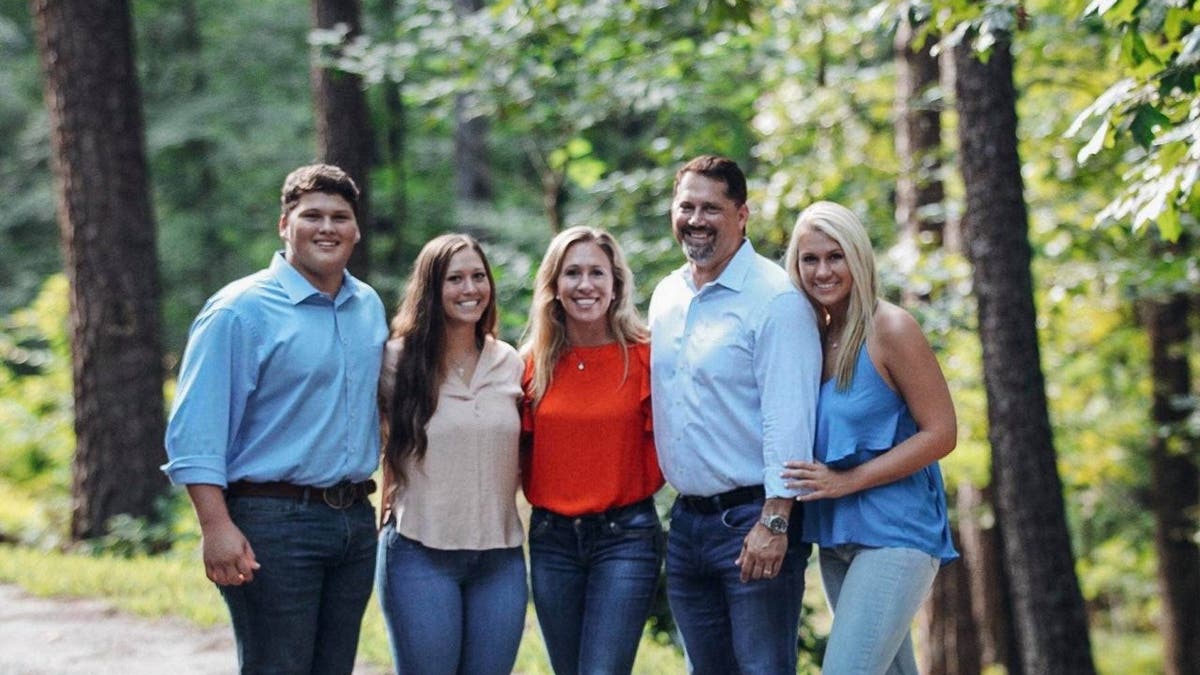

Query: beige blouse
[379,335,525,550]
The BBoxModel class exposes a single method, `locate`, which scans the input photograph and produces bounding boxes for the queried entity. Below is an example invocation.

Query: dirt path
[0,584,386,674]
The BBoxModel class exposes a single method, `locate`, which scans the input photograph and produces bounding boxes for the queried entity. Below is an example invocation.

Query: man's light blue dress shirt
[162,252,387,488]
[649,239,821,498]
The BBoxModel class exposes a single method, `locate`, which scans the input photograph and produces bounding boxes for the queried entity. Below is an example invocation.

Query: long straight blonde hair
[520,226,648,406]
[785,201,879,390]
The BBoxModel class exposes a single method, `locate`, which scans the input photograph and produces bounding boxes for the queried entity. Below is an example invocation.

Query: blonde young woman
[521,226,664,675]
[376,233,526,675]
[782,202,958,674]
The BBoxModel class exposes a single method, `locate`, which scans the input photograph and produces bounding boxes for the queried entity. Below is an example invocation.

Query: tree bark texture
[953,36,1096,675]
[918,520,982,675]
[956,483,1017,671]
[31,0,168,540]
[1139,292,1200,675]
[896,15,975,668]
[311,0,373,279]
[894,13,947,249]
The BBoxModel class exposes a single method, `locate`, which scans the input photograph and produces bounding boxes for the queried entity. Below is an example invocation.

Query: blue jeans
[375,523,527,675]
[528,498,664,675]
[218,495,377,675]
[666,498,810,675]
[818,545,939,675]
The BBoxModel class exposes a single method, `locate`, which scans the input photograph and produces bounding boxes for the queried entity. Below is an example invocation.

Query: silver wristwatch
[759,514,788,535]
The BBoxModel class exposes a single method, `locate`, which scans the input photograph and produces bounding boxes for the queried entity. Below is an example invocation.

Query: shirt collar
[686,238,755,293]
[269,251,355,305]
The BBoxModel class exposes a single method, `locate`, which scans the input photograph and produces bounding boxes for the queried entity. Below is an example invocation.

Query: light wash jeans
[375,523,527,675]
[818,544,939,675]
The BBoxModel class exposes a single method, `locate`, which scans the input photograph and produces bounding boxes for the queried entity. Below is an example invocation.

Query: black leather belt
[677,485,765,514]
[534,496,656,526]
[227,479,376,509]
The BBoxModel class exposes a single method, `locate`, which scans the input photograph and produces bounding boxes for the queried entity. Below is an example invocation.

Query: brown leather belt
[226,479,376,509]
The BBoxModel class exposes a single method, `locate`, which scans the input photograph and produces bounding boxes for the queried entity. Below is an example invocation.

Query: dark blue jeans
[218,495,376,675]
[666,498,810,675]
[375,524,527,675]
[529,498,664,675]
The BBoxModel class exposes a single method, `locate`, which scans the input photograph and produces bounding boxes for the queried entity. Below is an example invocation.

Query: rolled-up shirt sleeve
[756,291,821,498]
[162,307,255,487]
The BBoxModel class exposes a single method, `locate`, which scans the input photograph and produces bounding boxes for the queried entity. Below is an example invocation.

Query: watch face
[762,515,788,534]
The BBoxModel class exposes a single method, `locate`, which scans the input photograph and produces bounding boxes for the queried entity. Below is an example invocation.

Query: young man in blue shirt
[163,164,387,674]
[649,155,822,673]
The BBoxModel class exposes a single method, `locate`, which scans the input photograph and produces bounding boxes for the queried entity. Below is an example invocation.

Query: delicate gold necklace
[448,350,479,378]
[568,348,585,371]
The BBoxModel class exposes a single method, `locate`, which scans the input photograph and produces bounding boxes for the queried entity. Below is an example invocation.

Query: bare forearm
[845,429,954,493]
[186,484,233,530]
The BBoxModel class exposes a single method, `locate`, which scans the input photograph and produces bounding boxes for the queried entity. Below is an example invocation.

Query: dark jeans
[218,495,376,675]
[666,498,810,675]
[375,524,527,675]
[529,498,665,675]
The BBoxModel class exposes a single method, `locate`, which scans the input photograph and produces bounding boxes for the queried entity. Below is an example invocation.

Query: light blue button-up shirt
[649,239,821,498]
[162,252,387,488]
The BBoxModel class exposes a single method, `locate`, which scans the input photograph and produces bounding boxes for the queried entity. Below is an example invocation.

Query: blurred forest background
[1,0,1197,673]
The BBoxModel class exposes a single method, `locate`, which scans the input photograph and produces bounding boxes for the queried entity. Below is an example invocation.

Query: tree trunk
[311,0,373,279]
[31,0,168,541]
[953,35,1096,675]
[918,520,982,675]
[894,11,946,250]
[895,13,979,669]
[956,483,1018,672]
[1139,291,1200,675]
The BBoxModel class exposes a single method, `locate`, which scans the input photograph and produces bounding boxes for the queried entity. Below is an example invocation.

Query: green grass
[1,540,1163,674]
[0,543,683,673]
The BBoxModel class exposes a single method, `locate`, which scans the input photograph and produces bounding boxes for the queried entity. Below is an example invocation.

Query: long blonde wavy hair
[785,201,879,391]
[520,226,648,406]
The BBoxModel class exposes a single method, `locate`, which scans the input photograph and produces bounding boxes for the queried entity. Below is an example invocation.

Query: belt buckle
[322,481,356,509]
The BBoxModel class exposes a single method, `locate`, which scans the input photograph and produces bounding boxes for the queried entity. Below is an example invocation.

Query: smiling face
[670,172,748,286]
[441,248,492,329]
[792,228,852,313]
[279,191,360,296]
[556,240,615,342]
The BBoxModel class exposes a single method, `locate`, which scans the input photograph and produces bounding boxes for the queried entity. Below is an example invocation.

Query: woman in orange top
[521,226,664,675]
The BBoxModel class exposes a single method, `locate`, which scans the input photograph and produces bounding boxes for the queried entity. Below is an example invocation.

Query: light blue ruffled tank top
[801,343,959,564]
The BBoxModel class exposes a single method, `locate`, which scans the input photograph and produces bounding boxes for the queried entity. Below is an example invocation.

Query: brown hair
[382,233,498,485]
[279,164,360,219]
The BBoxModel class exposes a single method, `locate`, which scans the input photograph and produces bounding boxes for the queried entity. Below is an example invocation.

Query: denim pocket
[382,521,411,550]
[607,503,663,538]
[718,501,760,533]
[528,510,552,539]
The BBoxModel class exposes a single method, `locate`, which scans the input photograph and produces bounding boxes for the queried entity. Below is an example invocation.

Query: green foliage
[1068,0,1200,241]
[0,275,73,498]
[753,1,901,249]
[0,0,1186,666]
[132,0,323,356]
[78,493,194,559]
[0,0,60,316]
